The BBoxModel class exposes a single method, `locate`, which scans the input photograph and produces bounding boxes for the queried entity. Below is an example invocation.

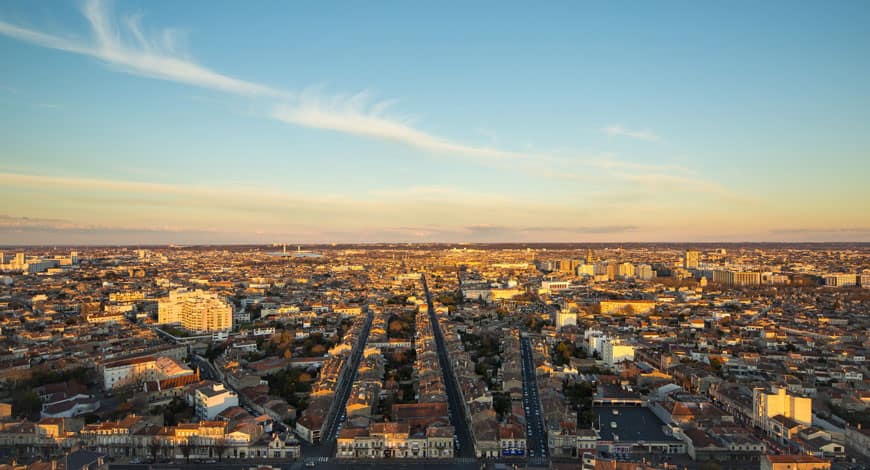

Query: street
[307,311,374,459]
[520,337,549,467]
[422,274,476,459]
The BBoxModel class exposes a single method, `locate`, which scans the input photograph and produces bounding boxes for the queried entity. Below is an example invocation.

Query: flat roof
[593,405,679,443]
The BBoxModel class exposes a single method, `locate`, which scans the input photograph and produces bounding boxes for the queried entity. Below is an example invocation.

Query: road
[309,311,374,458]
[192,354,220,381]
[421,274,475,458]
[520,336,549,467]
[112,460,483,470]
[192,313,373,462]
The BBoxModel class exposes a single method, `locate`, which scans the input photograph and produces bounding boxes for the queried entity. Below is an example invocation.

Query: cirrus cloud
[602,125,661,142]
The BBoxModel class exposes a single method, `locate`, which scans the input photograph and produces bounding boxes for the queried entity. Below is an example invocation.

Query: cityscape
[1,2,869,470]
[0,245,867,470]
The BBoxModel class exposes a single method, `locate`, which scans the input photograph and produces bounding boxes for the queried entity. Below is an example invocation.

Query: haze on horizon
[1,0,868,245]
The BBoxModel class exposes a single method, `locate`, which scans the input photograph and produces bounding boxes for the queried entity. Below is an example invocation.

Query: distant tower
[585,248,596,263]
[685,250,700,269]
[283,244,287,254]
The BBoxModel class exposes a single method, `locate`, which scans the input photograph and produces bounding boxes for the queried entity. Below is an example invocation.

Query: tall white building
[193,383,239,420]
[577,264,595,276]
[585,329,605,356]
[158,289,233,332]
[553,310,577,329]
[617,262,636,279]
[636,264,655,281]
[602,338,635,369]
[752,387,812,443]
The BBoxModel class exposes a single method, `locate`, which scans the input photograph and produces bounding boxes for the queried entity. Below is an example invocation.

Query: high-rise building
[617,262,635,279]
[636,264,655,281]
[560,259,580,274]
[576,264,595,276]
[602,338,635,369]
[553,310,577,329]
[684,250,700,269]
[753,387,812,442]
[158,289,233,332]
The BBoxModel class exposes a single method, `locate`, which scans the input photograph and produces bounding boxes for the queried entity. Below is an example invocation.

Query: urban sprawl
[0,244,868,470]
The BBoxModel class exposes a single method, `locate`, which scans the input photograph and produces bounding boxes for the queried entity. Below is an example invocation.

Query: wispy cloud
[602,125,661,142]
[770,227,870,234]
[372,224,640,242]
[0,84,20,94]
[618,172,746,200]
[0,1,287,98]
[0,215,80,229]
[0,0,526,161]
[272,89,522,159]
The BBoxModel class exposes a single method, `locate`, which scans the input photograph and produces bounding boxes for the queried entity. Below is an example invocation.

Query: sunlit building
[553,309,577,329]
[599,300,656,315]
[684,249,700,269]
[602,338,635,368]
[823,273,857,287]
[158,289,233,332]
[753,386,812,443]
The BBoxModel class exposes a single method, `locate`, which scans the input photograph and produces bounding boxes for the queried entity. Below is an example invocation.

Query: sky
[1,0,869,245]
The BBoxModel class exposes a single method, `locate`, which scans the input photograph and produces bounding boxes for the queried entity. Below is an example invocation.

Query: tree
[148,438,163,462]
[11,389,41,419]
[492,393,511,419]
[179,438,193,463]
[213,439,228,462]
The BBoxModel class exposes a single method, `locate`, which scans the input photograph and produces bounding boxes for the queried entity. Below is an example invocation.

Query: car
[304,462,316,468]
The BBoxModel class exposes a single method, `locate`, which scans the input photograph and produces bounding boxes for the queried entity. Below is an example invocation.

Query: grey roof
[66,450,104,470]
[593,405,679,443]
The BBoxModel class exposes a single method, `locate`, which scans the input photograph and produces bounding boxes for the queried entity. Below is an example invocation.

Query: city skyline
[2,0,869,244]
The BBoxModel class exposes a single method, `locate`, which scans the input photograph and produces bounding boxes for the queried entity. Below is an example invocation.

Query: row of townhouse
[295,312,370,443]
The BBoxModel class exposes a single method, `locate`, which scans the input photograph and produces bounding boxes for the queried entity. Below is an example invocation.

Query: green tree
[11,390,41,419]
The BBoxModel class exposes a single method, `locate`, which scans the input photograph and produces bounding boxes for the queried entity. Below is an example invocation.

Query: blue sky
[1,0,868,244]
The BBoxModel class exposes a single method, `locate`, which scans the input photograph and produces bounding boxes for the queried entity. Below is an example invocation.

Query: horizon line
[2,241,870,248]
